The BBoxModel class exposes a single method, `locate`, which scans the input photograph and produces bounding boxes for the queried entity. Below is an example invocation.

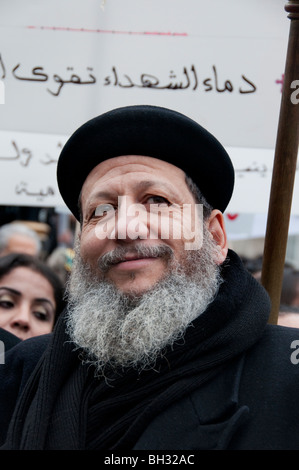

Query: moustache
[97,243,174,273]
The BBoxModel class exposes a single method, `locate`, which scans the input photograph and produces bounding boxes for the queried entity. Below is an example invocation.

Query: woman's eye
[0,295,14,309]
[94,203,115,217]
[33,310,49,322]
[0,300,14,309]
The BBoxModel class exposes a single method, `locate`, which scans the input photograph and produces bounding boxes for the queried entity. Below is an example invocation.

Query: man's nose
[113,198,150,242]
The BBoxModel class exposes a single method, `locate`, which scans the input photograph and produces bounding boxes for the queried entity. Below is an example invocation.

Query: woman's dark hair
[0,253,66,323]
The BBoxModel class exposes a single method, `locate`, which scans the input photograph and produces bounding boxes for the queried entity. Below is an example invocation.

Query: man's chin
[108,278,162,299]
[106,269,168,298]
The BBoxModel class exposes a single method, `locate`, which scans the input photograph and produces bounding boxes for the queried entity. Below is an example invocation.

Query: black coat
[0,328,21,351]
[1,250,299,450]
[133,325,299,450]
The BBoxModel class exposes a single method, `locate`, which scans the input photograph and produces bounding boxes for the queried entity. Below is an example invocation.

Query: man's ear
[206,209,228,264]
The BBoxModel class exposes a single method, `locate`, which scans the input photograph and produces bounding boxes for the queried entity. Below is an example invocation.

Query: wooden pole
[261,0,299,324]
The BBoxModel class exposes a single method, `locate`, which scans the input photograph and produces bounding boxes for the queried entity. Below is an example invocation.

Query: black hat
[57,105,234,220]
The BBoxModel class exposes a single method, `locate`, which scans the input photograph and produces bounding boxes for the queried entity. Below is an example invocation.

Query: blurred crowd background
[0,205,76,285]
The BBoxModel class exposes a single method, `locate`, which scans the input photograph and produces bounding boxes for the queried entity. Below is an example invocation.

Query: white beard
[65,227,222,376]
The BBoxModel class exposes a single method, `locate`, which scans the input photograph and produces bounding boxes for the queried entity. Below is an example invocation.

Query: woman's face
[0,266,56,340]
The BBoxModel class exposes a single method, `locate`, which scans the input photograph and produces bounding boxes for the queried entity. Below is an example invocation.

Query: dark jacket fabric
[133,326,299,450]
[0,328,21,352]
[0,333,50,446]
[1,250,299,450]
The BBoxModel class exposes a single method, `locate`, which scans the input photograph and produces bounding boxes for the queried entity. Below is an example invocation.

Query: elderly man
[1,105,299,450]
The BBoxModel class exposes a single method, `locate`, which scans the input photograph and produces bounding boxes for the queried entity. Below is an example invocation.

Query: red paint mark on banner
[226,214,239,221]
[27,25,188,37]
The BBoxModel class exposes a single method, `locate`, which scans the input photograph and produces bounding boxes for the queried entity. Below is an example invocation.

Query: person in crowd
[1,105,299,450]
[241,254,263,280]
[0,252,65,341]
[0,223,41,257]
[281,267,299,307]
[46,246,75,285]
[278,304,299,328]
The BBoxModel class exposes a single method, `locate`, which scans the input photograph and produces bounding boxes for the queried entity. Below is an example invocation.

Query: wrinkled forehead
[83,155,185,187]
[81,155,187,196]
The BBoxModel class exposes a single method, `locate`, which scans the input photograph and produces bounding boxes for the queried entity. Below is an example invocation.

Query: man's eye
[147,196,170,206]
[94,204,115,217]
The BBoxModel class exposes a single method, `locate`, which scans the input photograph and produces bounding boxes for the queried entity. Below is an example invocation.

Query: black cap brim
[57,105,234,220]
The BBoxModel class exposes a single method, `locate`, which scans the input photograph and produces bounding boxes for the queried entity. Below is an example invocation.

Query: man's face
[80,155,204,295]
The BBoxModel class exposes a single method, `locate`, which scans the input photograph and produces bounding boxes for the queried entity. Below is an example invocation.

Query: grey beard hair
[65,227,222,376]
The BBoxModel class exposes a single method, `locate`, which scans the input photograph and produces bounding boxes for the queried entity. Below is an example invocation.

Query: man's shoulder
[8,333,50,362]
[6,332,51,357]
[0,333,51,387]
[249,323,299,360]
[0,328,21,351]
[241,323,299,394]
[0,333,51,446]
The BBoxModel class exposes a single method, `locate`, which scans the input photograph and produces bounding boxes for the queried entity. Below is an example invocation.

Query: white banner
[0,130,298,214]
[0,0,297,213]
